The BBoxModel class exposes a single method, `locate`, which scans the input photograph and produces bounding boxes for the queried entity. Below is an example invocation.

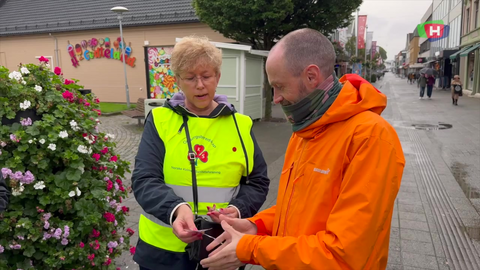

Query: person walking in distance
[426,74,435,99]
[419,73,427,99]
[451,75,463,106]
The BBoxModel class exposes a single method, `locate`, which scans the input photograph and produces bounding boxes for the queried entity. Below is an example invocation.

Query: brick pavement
[101,73,480,269]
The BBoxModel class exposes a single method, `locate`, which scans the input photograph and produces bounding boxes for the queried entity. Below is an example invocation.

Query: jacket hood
[165,92,235,117]
[296,74,387,138]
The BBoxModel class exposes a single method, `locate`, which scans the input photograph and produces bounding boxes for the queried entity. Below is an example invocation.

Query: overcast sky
[357,0,433,61]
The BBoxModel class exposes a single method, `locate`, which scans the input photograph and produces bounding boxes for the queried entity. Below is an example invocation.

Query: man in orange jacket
[201,28,405,270]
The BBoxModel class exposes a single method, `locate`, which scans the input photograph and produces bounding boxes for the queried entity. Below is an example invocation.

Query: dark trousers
[420,86,426,97]
[426,85,433,97]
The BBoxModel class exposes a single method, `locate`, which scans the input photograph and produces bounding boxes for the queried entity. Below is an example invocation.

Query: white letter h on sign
[429,26,441,36]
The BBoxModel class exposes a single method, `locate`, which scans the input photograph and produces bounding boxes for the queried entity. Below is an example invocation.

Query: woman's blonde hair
[171,36,222,76]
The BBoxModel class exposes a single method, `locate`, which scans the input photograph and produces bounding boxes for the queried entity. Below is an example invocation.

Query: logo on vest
[188,144,209,166]
[314,168,330,175]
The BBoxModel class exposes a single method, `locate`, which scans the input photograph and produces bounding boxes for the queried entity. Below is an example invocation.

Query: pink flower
[39,56,49,63]
[126,228,135,236]
[106,180,113,191]
[90,229,100,238]
[130,246,136,255]
[62,90,74,102]
[93,109,101,116]
[92,153,101,162]
[79,242,85,248]
[110,156,118,162]
[87,253,95,261]
[122,206,130,214]
[54,67,62,75]
[64,79,74,85]
[84,102,90,107]
[94,98,100,104]
[104,258,112,265]
[101,147,109,154]
[103,212,115,223]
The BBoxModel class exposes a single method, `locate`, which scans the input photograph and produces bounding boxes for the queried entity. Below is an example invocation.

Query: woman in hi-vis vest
[132,36,270,270]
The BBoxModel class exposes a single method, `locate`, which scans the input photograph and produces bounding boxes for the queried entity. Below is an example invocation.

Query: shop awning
[409,63,424,68]
[460,43,480,57]
[450,46,472,59]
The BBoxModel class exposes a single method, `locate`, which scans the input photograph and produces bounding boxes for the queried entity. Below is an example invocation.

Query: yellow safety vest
[139,107,254,253]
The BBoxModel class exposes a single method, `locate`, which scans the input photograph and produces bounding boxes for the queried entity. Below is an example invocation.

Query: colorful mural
[147,47,179,99]
[67,37,136,68]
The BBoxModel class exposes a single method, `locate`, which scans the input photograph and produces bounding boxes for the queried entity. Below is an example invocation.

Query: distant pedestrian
[419,74,427,99]
[451,75,463,106]
[426,74,435,99]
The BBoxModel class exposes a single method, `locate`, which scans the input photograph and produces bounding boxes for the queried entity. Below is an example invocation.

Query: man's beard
[281,80,309,106]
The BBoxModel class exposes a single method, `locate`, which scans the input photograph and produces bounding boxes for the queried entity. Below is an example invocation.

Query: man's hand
[207,206,239,223]
[172,204,201,243]
[200,220,246,270]
[219,216,257,235]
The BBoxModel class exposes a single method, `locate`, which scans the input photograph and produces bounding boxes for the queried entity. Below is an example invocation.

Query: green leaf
[91,188,105,199]
[39,195,51,206]
[66,168,82,181]
[74,198,96,217]
[23,246,36,257]
[54,171,70,190]
[17,144,29,152]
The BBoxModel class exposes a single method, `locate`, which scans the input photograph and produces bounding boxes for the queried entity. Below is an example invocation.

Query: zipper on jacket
[279,139,308,236]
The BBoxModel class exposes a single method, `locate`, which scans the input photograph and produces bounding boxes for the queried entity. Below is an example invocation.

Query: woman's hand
[207,205,239,223]
[172,204,202,243]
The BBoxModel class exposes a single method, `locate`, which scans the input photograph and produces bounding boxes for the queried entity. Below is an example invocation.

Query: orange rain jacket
[237,74,406,269]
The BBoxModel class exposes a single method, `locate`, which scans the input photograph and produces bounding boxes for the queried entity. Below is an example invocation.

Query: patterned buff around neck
[281,73,343,132]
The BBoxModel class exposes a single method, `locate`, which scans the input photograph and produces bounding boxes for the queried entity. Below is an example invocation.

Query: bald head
[273,28,335,80]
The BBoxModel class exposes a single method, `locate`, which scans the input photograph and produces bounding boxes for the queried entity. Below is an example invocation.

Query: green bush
[0,58,133,269]
[370,74,377,83]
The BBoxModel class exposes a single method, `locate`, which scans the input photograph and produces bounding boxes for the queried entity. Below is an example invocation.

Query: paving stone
[399,211,428,222]
[387,264,404,270]
[400,228,433,243]
[401,240,436,256]
[389,250,403,265]
[402,252,439,269]
[399,204,425,214]
[400,220,431,232]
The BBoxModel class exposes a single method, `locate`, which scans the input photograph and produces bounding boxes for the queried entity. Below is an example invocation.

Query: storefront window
[466,52,475,90]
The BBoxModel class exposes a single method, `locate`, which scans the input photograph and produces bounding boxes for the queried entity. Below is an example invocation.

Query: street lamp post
[111,6,131,108]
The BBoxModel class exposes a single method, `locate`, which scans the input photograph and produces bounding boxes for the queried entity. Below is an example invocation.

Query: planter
[79,89,92,96]
[1,109,42,126]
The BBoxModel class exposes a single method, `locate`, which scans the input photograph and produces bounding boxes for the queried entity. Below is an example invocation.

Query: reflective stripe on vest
[139,107,254,252]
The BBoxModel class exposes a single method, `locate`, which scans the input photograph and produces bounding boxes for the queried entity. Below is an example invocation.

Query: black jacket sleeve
[229,130,270,218]
[132,113,186,225]
[0,174,9,212]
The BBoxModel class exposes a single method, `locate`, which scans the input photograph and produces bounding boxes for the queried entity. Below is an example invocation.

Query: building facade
[0,0,238,104]
[457,0,480,94]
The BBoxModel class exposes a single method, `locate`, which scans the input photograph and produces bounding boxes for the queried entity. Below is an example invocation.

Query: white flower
[70,120,80,131]
[77,145,89,154]
[28,140,33,144]
[39,139,45,145]
[46,63,50,68]
[107,133,115,139]
[59,131,68,139]
[8,71,23,81]
[20,67,30,74]
[68,191,75,197]
[76,187,81,196]
[21,80,27,85]
[34,85,42,92]
[12,183,24,196]
[47,144,56,151]
[34,181,45,190]
[19,100,31,110]
[88,147,92,154]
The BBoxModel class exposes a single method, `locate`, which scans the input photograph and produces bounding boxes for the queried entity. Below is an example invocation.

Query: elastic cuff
[236,234,261,265]
[169,202,190,226]
[227,205,242,219]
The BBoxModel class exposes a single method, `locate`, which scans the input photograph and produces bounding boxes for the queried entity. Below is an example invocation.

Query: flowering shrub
[0,59,134,269]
